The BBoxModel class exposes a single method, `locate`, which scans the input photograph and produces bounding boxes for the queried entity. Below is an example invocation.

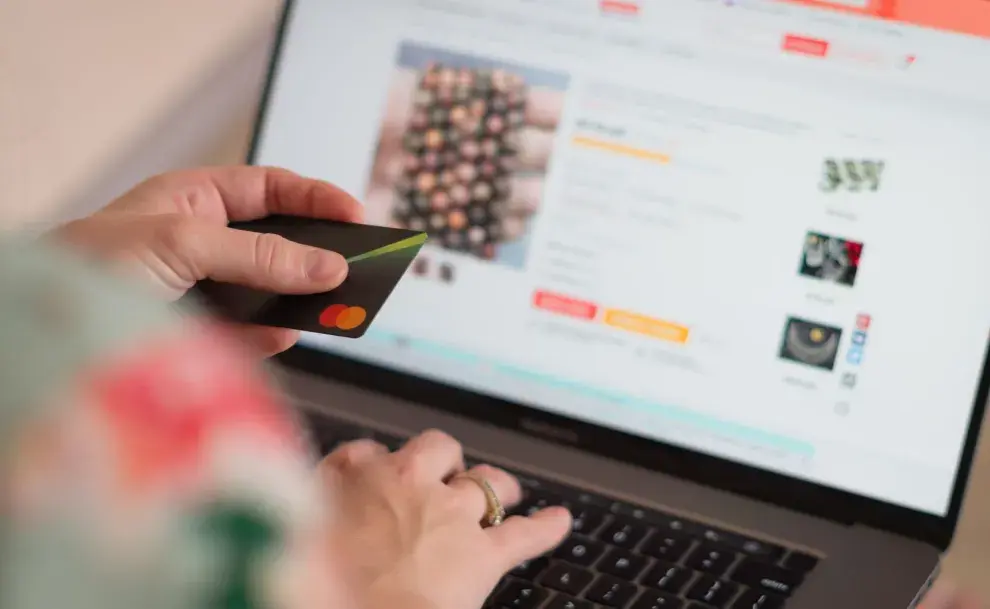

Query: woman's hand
[921,583,983,609]
[52,166,363,356]
[320,430,571,609]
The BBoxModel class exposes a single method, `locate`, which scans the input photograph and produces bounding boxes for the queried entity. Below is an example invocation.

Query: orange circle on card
[319,304,348,328]
[336,306,367,330]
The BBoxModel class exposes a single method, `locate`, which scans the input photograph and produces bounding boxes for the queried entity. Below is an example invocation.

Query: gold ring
[459,472,505,527]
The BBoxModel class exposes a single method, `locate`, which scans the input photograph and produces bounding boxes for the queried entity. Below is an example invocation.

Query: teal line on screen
[361,328,815,456]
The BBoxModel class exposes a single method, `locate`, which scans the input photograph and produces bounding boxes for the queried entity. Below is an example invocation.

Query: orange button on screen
[603,309,690,344]
[533,290,598,321]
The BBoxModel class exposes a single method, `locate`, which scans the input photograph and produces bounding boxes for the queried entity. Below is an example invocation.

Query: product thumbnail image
[365,42,570,271]
[779,316,843,371]
[393,63,526,261]
[798,231,864,287]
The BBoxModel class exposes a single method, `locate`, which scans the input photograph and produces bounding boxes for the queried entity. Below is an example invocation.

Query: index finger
[210,166,365,223]
[122,166,365,224]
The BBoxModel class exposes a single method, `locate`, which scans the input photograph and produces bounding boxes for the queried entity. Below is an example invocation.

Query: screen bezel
[250,0,988,550]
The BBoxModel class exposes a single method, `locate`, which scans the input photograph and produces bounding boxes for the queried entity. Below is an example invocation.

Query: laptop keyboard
[305,414,821,609]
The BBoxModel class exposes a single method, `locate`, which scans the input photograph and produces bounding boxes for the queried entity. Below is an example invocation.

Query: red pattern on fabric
[84,324,299,492]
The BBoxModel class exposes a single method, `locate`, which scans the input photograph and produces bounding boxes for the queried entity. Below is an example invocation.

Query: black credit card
[193,216,427,338]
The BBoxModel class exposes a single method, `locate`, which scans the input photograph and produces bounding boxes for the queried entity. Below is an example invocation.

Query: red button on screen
[600,0,640,15]
[533,291,599,321]
[782,35,830,57]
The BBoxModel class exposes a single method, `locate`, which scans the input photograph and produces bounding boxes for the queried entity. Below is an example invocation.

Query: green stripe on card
[345,232,428,263]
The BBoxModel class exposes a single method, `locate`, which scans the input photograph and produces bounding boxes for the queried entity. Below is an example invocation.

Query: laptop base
[281,367,940,609]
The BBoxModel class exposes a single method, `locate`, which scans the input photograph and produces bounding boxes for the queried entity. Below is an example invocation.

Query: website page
[255,0,990,516]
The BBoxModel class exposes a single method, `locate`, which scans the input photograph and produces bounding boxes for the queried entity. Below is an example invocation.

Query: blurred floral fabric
[0,238,340,609]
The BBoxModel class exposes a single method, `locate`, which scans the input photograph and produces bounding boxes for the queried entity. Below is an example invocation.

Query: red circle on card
[319,304,348,328]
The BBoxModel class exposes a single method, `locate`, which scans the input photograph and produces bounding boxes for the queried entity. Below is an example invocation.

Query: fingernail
[306,250,347,283]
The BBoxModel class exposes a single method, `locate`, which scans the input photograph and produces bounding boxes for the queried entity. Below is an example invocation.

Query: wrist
[364,576,438,609]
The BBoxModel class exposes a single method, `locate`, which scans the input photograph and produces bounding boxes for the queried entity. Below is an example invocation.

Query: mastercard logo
[319,304,367,330]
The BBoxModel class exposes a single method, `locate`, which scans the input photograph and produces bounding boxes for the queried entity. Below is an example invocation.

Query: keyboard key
[731,590,785,609]
[686,603,718,609]
[554,537,606,567]
[585,575,639,608]
[493,581,549,609]
[686,576,739,608]
[653,514,704,536]
[542,563,594,596]
[686,544,736,577]
[781,551,819,573]
[501,467,569,496]
[698,529,785,562]
[546,594,595,609]
[599,519,650,549]
[698,527,740,547]
[610,502,666,523]
[734,538,785,563]
[640,531,692,562]
[631,589,684,609]
[512,472,546,492]
[571,505,607,535]
[598,549,649,580]
[511,557,550,580]
[575,490,612,508]
[730,560,803,597]
[516,491,563,517]
[640,562,692,594]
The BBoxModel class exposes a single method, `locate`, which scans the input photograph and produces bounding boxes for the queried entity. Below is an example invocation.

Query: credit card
[192,216,427,338]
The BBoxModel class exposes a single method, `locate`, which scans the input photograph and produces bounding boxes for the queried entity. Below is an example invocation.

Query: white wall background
[0,0,281,229]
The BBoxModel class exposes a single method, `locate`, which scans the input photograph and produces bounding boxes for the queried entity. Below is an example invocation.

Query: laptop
[250,1,990,608]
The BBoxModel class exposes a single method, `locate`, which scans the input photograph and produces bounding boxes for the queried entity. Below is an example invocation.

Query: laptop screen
[254,0,990,517]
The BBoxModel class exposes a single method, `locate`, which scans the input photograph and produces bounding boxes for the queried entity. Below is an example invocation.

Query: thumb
[488,506,571,570]
[159,216,348,293]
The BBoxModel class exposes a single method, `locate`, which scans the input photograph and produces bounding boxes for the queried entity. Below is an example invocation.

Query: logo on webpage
[840,372,858,389]
[846,347,864,365]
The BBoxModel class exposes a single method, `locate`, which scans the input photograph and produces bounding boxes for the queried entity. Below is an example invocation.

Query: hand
[921,583,983,609]
[51,166,363,356]
[364,66,563,237]
[320,430,571,609]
